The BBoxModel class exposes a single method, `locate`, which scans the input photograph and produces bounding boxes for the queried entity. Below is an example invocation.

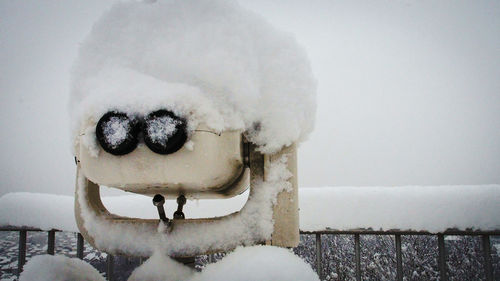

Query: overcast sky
[1,0,499,197]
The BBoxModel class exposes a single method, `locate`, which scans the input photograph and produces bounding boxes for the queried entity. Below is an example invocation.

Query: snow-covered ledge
[1,185,499,234]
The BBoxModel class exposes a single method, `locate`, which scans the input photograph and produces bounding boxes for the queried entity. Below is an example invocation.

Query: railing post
[47,230,55,255]
[18,230,27,276]
[437,234,448,281]
[395,234,403,281]
[315,233,322,279]
[106,254,114,281]
[77,233,84,259]
[482,235,493,281]
[354,234,361,281]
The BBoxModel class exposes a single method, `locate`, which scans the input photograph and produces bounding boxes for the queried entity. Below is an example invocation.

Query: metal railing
[0,227,85,279]
[303,229,499,281]
[1,226,498,281]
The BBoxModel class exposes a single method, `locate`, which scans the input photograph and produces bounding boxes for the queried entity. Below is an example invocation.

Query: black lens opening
[143,110,187,155]
[95,111,140,155]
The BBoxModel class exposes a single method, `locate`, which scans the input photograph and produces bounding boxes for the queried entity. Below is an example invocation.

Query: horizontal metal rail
[300,228,500,236]
[1,226,498,280]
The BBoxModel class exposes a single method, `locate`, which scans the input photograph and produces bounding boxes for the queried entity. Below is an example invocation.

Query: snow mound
[19,255,105,281]
[128,252,195,281]
[70,0,316,154]
[191,246,319,281]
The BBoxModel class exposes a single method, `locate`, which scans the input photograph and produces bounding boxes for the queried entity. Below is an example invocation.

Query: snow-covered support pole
[267,144,299,247]
[247,142,299,247]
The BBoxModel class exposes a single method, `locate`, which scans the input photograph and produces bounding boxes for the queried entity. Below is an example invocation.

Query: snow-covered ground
[1,185,499,233]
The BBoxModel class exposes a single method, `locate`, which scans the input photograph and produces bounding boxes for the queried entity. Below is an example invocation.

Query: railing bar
[208,254,214,263]
[106,254,114,281]
[482,235,493,281]
[395,234,403,281]
[354,234,361,281]
[47,230,55,255]
[315,233,322,280]
[437,234,448,281]
[300,230,500,236]
[77,233,84,259]
[18,230,27,276]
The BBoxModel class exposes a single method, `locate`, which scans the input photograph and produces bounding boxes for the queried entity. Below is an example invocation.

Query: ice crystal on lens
[102,116,131,148]
[146,116,180,146]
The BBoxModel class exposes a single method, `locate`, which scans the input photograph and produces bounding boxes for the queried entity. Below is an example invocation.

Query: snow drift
[69,0,316,154]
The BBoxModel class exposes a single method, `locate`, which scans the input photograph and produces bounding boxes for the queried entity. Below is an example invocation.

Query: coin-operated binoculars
[70,0,315,261]
[74,112,299,257]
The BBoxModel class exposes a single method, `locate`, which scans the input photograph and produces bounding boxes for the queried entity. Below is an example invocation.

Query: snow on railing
[2,185,499,233]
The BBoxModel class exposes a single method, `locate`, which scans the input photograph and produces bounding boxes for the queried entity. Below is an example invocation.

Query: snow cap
[70,0,316,153]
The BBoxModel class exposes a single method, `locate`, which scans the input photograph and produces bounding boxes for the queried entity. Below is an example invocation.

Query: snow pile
[70,0,316,154]
[76,155,292,256]
[189,246,319,281]
[19,255,105,281]
[1,185,499,234]
[128,252,195,281]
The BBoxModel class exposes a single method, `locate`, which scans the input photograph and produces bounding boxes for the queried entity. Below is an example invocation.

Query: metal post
[47,230,55,255]
[106,254,114,281]
[395,234,403,281]
[208,254,213,263]
[315,233,322,279]
[18,230,27,276]
[354,234,361,281]
[437,234,448,281]
[77,233,84,259]
[482,235,493,281]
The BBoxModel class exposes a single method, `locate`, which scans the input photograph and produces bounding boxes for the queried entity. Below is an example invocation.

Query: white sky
[0,0,499,196]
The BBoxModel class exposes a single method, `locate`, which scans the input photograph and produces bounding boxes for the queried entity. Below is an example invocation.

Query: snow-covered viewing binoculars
[70,0,315,260]
[74,115,299,257]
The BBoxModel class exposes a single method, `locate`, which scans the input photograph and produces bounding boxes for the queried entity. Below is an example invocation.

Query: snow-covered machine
[75,126,299,256]
[70,0,315,263]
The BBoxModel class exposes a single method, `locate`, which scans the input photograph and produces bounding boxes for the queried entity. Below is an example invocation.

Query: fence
[1,226,498,281]
[304,229,498,281]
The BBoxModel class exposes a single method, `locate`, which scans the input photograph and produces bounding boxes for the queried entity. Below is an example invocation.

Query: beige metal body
[75,128,299,256]
[77,127,247,198]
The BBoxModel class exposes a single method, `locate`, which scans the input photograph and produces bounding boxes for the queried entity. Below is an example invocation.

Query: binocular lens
[143,110,187,155]
[96,112,140,155]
